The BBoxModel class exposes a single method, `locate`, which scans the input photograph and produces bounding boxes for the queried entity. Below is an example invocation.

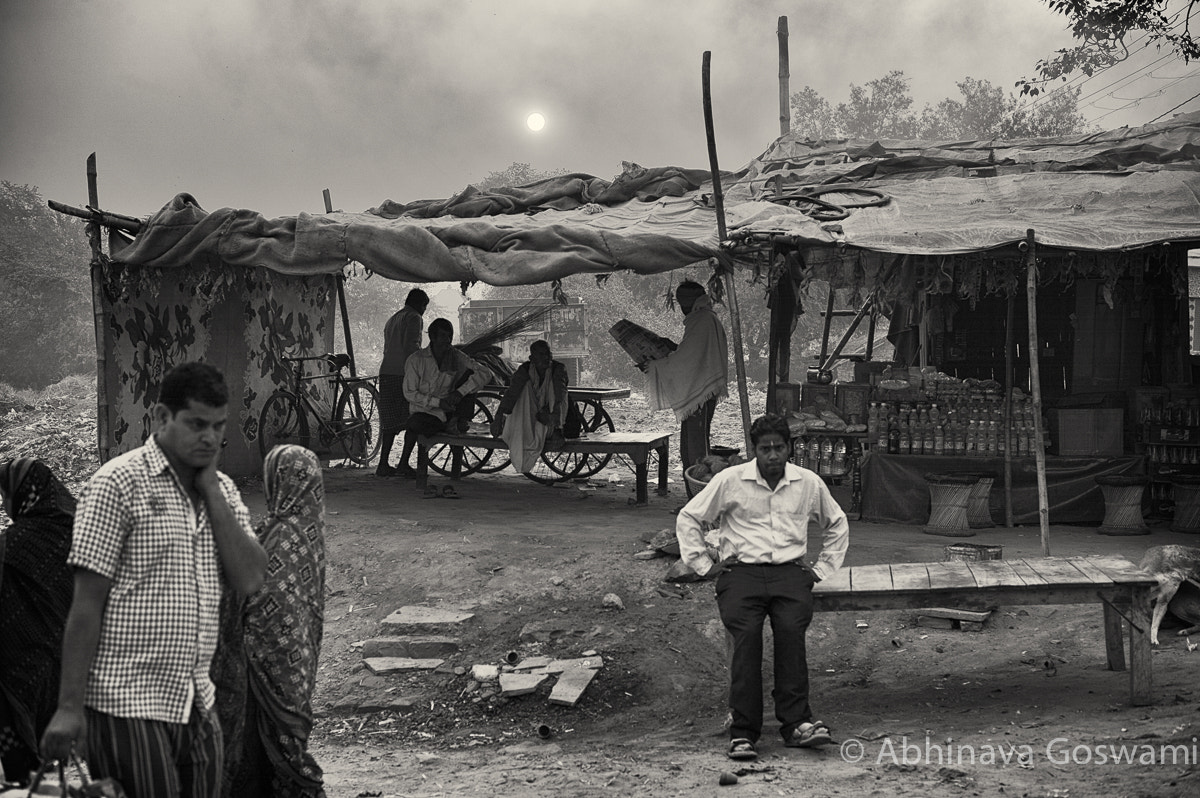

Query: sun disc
[526,112,546,132]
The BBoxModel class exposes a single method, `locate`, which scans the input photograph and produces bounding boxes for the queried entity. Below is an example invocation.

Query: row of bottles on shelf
[865,397,1047,456]
[792,436,850,477]
[1140,400,1200,428]
[1147,445,1200,465]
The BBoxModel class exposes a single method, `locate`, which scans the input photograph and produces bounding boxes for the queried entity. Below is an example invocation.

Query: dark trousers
[84,705,223,798]
[680,396,717,469]
[715,562,816,743]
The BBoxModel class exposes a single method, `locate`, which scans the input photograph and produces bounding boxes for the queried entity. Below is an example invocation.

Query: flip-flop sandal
[441,485,460,499]
[422,485,441,499]
[728,738,757,761]
[785,721,833,748]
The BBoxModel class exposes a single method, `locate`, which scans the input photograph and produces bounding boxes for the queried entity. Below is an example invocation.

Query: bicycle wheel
[334,381,382,465]
[472,391,511,474]
[523,452,587,485]
[427,396,495,477]
[258,391,310,459]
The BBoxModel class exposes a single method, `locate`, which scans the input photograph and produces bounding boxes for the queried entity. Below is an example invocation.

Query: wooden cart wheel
[547,399,615,478]
[427,396,495,477]
[471,391,512,473]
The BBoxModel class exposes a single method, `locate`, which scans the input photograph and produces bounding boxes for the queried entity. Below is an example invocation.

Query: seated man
[490,339,569,473]
[395,318,493,476]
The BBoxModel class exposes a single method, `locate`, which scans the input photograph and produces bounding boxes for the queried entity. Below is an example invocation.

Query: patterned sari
[213,445,326,798]
[0,458,75,785]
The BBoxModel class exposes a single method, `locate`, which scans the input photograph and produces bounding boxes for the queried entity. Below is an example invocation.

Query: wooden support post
[1004,293,1015,527]
[1025,230,1051,556]
[86,153,111,464]
[323,188,357,378]
[777,16,790,136]
[703,51,753,454]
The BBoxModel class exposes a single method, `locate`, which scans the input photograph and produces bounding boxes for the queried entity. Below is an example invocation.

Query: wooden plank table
[812,555,1157,705]
[416,431,671,504]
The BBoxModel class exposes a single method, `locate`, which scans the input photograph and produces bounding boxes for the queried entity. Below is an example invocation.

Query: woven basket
[684,464,713,499]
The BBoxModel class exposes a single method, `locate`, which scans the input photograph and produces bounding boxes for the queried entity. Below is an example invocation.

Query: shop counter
[860,452,1145,526]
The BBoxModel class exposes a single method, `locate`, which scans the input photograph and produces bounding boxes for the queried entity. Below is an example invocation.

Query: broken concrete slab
[361,635,461,659]
[519,620,590,643]
[499,672,550,696]
[548,666,600,706]
[512,656,553,671]
[919,607,993,622]
[380,606,475,633]
[471,663,500,681]
[363,657,445,675]
[916,615,956,629]
[526,656,605,675]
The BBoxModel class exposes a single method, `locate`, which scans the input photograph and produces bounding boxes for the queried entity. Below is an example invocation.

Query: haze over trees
[789,71,1091,141]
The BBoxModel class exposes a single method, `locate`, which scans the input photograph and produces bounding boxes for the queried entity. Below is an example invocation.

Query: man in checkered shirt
[40,362,268,798]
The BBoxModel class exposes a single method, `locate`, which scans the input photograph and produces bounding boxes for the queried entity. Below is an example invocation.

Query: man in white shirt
[676,413,849,761]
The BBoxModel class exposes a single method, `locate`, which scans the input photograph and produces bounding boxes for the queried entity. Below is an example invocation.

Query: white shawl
[645,295,729,422]
[502,364,567,472]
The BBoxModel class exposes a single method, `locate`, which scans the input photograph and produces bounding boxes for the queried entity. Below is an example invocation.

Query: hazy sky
[3,0,1198,219]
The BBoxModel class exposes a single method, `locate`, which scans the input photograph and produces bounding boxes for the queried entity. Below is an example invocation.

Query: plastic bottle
[796,437,808,470]
[832,438,847,476]
[819,437,833,476]
[887,425,900,455]
[808,437,821,468]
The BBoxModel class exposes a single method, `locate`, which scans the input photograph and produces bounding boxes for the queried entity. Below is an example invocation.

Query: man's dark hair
[406,288,430,311]
[530,339,551,356]
[159,362,228,412]
[750,413,791,446]
[675,280,706,301]
[428,317,454,337]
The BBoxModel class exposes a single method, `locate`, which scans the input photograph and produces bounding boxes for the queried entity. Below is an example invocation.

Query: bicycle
[257,353,381,465]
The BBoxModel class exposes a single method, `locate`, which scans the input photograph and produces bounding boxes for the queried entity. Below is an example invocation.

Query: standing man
[676,413,848,761]
[644,280,728,469]
[40,362,268,798]
[394,318,493,475]
[377,287,429,477]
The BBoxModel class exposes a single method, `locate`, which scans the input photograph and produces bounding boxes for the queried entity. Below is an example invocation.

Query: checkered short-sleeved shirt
[68,435,253,723]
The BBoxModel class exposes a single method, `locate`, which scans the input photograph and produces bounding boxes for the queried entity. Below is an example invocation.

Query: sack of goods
[610,319,677,365]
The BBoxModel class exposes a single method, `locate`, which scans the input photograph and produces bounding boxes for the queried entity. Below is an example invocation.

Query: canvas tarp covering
[111,114,1200,289]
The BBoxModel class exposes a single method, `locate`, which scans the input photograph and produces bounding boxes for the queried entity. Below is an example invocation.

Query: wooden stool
[1096,474,1149,536]
[961,470,998,529]
[1169,475,1200,534]
[922,473,976,537]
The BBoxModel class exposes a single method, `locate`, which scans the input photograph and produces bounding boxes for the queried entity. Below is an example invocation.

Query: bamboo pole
[777,17,790,136]
[1003,292,1015,527]
[323,189,358,378]
[48,200,141,234]
[702,51,753,454]
[85,154,111,464]
[1024,230,1051,555]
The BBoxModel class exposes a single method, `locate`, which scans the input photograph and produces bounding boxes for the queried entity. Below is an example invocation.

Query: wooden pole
[86,153,111,463]
[1003,292,1015,527]
[702,51,753,454]
[324,189,358,378]
[47,200,141,233]
[1024,230,1051,555]
[777,16,790,136]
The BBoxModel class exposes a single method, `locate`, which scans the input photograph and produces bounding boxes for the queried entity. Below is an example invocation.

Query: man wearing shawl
[0,459,76,786]
[490,340,569,473]
[645,280,729,468]
[213,444,326,798]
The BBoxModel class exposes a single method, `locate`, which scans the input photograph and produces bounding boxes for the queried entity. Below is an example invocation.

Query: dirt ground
[275,418,1200,798]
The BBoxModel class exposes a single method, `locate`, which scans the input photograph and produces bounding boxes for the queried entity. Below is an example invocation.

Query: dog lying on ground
[1138,545,1200,645]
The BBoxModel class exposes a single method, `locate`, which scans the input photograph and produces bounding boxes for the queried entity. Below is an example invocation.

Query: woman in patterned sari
[0,458,75,786]
[213,445,326,798]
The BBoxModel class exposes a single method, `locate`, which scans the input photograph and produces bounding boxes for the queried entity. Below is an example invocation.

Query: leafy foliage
[790,72,1090,140]
[0,181,93,389]
[1019,0,1199,96]
[474,162,569,192]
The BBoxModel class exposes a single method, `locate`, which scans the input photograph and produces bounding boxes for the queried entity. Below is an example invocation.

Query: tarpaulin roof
[724,110,1200,255]
[109,113,1200,284]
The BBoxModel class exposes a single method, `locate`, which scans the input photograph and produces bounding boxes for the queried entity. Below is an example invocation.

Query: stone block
[381,606,475,633]
[499,672,550,697]
[363,657,445,675]
[549,667,600,706]
[361,635,460,658]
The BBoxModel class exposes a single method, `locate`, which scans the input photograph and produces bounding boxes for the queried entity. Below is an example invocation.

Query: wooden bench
[415,430,671,504]
[811,555,1157,705]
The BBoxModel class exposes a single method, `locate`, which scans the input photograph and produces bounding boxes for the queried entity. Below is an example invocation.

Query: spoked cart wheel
[427,395,496,477]
[471,391,511,474]
[526,398,616,484]
[258,391,310,458]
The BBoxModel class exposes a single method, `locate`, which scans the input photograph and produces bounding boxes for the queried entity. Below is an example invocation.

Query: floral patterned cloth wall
[98,259,336,476]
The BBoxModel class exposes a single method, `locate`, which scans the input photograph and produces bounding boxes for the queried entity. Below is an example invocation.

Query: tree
[0,181,93,389]
[474,162,568,192]
[1019,0,1199,96]
[791,72,1090,141]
